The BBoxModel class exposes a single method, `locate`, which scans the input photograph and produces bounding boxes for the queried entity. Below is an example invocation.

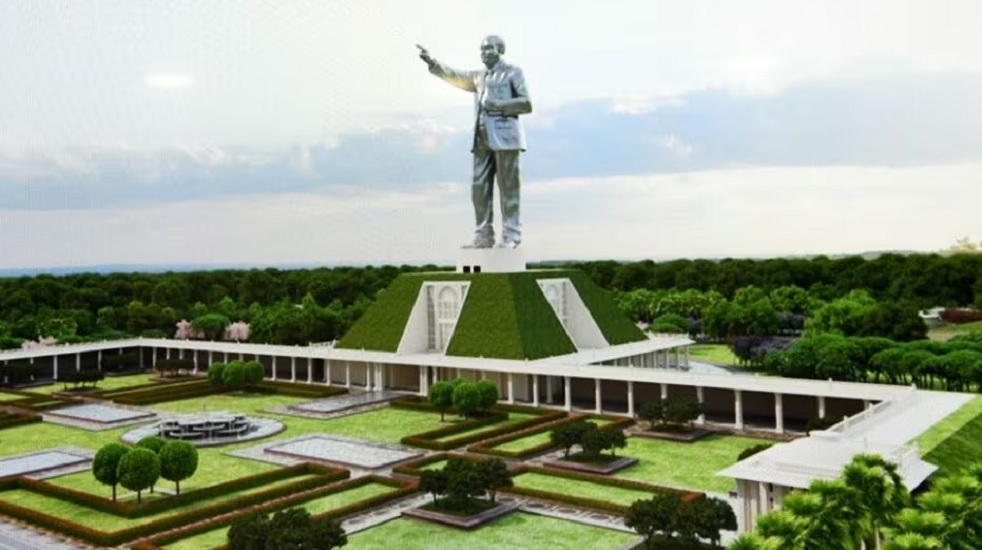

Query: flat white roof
[1,338,911,401]
[718,390,974,490]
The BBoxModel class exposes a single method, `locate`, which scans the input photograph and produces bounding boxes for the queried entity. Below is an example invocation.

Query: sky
[1,0,981,270]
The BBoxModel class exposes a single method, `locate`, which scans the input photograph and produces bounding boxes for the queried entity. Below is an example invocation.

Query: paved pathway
[0,517,91,550]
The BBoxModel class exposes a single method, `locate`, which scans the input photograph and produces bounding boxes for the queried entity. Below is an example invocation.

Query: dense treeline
[0,264,443,348]
[0,253,979,350]
[570,253,982,307]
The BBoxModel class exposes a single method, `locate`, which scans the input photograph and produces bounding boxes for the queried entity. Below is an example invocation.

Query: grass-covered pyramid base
[336,270,645,360]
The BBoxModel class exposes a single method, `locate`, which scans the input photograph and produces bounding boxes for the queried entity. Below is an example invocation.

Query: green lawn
[616,434,771,493]
[433,413,534,443]
[346,513,638,550]
[29,372,161,395]
[923,397,982,475]
[0,473,318,531]
[491,418,613,453]
[166,482,396,550]
[915,396,982,453]
[512,472,656,507]
[689,344,739,366]
[928,321,982,341]
[0,391,27,402]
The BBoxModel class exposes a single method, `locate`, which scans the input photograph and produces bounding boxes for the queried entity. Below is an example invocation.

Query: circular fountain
[122,411,284,447]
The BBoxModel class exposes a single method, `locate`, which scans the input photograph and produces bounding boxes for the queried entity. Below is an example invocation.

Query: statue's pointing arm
[427,59,478,93]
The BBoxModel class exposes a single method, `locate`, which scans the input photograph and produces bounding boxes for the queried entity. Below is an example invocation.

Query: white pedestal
[457,247,526,273]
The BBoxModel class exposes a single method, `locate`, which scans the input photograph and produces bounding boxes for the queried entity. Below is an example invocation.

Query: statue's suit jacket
[428,59,532,151]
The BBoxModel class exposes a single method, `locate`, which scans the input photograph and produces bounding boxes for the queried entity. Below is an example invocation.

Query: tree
[550,420,595,459]
[92,443,130,502]
[477,458,512,503]
[443,457,486,512]
[419,469,449,506]
[136,435,166,493]
[222,361,249,388]
[580,425,627,458]
[665,398,702,427]
[475,379,499,412]
[192,313,230,340]
[265,508,347,550]
[428,381,455,421]
[228,511,270,550]
[117,447,161,503]
[639,400,666,428]
[208,362,227,386]
[691,496,737,547]
[625,491,685,545]
[159,440,199,495]
[452,380,482,418]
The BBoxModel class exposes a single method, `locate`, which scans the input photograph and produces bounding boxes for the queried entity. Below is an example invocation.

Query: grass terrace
[512,471,656,507]
[489,417,614,453]
[921,396,982,475]
[431,413,535,443]
[615,434,772,493]
[164,481,397,550]
[689,344,739,366]
[0,391,27,402]
[345,513,638,550]
[29,372,161,395]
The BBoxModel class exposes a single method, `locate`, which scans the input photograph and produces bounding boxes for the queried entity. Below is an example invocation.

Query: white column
[660,383,668,400]
[76,353,81,372]
[627,381,635,417]
[208,350,214,368]
[238,352,244,361]
[345,362,351,388]
[290,357,297,382]
[97,350,102,371]
[192,351,198,374]
[864,400,872,410]
[306,358,313,384]
[325,361,332,386]
[419,366,429,396]
[594,379,602,414]
[674,347,680,368]
[546,376,555,404]
[377,364,385,390]
[775,393,784,434]
[271,357,277,381]
[165,348,171,360]
[223,351,228,363]
[53,355,59,380]
[735,390,744,430]
[507,373,515,404]
[532,375,539,407]
[366,363,373,390]
[818,395,826,419]
[564,376,572,412]
[696,386,706,424]
[178,348,184,360]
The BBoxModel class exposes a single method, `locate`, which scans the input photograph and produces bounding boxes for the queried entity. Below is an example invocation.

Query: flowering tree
[21,336,58,349]
[224,322,251,342]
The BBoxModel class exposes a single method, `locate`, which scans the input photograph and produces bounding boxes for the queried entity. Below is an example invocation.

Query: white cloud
[610,93,686,115]
[145,74,195,89]
[659,134,693,158]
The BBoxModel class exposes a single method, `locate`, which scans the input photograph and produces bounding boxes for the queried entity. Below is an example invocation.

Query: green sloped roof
[336,269,646,358]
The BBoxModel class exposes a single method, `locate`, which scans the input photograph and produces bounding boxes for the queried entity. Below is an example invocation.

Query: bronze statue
[418,36,532,249]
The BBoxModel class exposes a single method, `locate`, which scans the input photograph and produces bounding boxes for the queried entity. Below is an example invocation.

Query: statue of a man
[418,36,532,249]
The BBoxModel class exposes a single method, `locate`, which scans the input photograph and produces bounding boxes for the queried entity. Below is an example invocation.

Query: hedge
[467,414,632,459]
[391,452,459,477]
[503,465,702,515]
[395,401,564,451]
[139,475,417,550]
[0,463,350,546]
[112,380,229,405]
[0,412,42,431]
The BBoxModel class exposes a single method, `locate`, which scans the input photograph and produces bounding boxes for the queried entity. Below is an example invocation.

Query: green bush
[208,363,227,386]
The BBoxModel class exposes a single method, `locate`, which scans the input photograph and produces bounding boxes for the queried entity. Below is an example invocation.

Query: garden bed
[544,453,639,475]
[467,414,629,459]
[403,500,519,529]
[629,425,713,442]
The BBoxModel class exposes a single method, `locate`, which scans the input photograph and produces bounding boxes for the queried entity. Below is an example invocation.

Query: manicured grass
[0,391,27,402]
[616,434,772,493]
[928,321,982,341]
[0,473,318,531]
[916,396,982,453]
[689,344,739,366]
[346,513,638,550]
[29,373,161,395]
[165,482,396,550]
[491,418,613,453]
[494,431,552,453]
[924,397,982,475]
[152,392,308,416]
[306,407,449,443]
[432,413,534,442]
[512,472,656,507]
[0,423,129,458]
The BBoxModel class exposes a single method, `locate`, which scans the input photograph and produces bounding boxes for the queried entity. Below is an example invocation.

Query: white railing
[826,385,918,435]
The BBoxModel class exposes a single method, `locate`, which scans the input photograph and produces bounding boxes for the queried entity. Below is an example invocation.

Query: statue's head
[480,35,505,68]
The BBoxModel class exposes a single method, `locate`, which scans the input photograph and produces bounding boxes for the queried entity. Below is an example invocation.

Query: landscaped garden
[344,513,639,550]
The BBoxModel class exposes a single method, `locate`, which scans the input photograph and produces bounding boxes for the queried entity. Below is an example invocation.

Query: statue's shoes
[462,240,494,249]
[495,240,519,249]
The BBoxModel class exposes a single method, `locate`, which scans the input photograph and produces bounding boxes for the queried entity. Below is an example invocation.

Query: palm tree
[728,533,782,550]
[882,532,945,550]
[843,454,910,549]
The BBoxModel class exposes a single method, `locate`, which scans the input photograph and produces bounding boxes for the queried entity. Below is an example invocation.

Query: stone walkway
[0,447,95,480]
[0,517,94,550]
[288,390,406,414]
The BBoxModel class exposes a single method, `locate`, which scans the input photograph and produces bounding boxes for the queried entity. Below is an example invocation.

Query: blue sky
[1,0,981,269]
